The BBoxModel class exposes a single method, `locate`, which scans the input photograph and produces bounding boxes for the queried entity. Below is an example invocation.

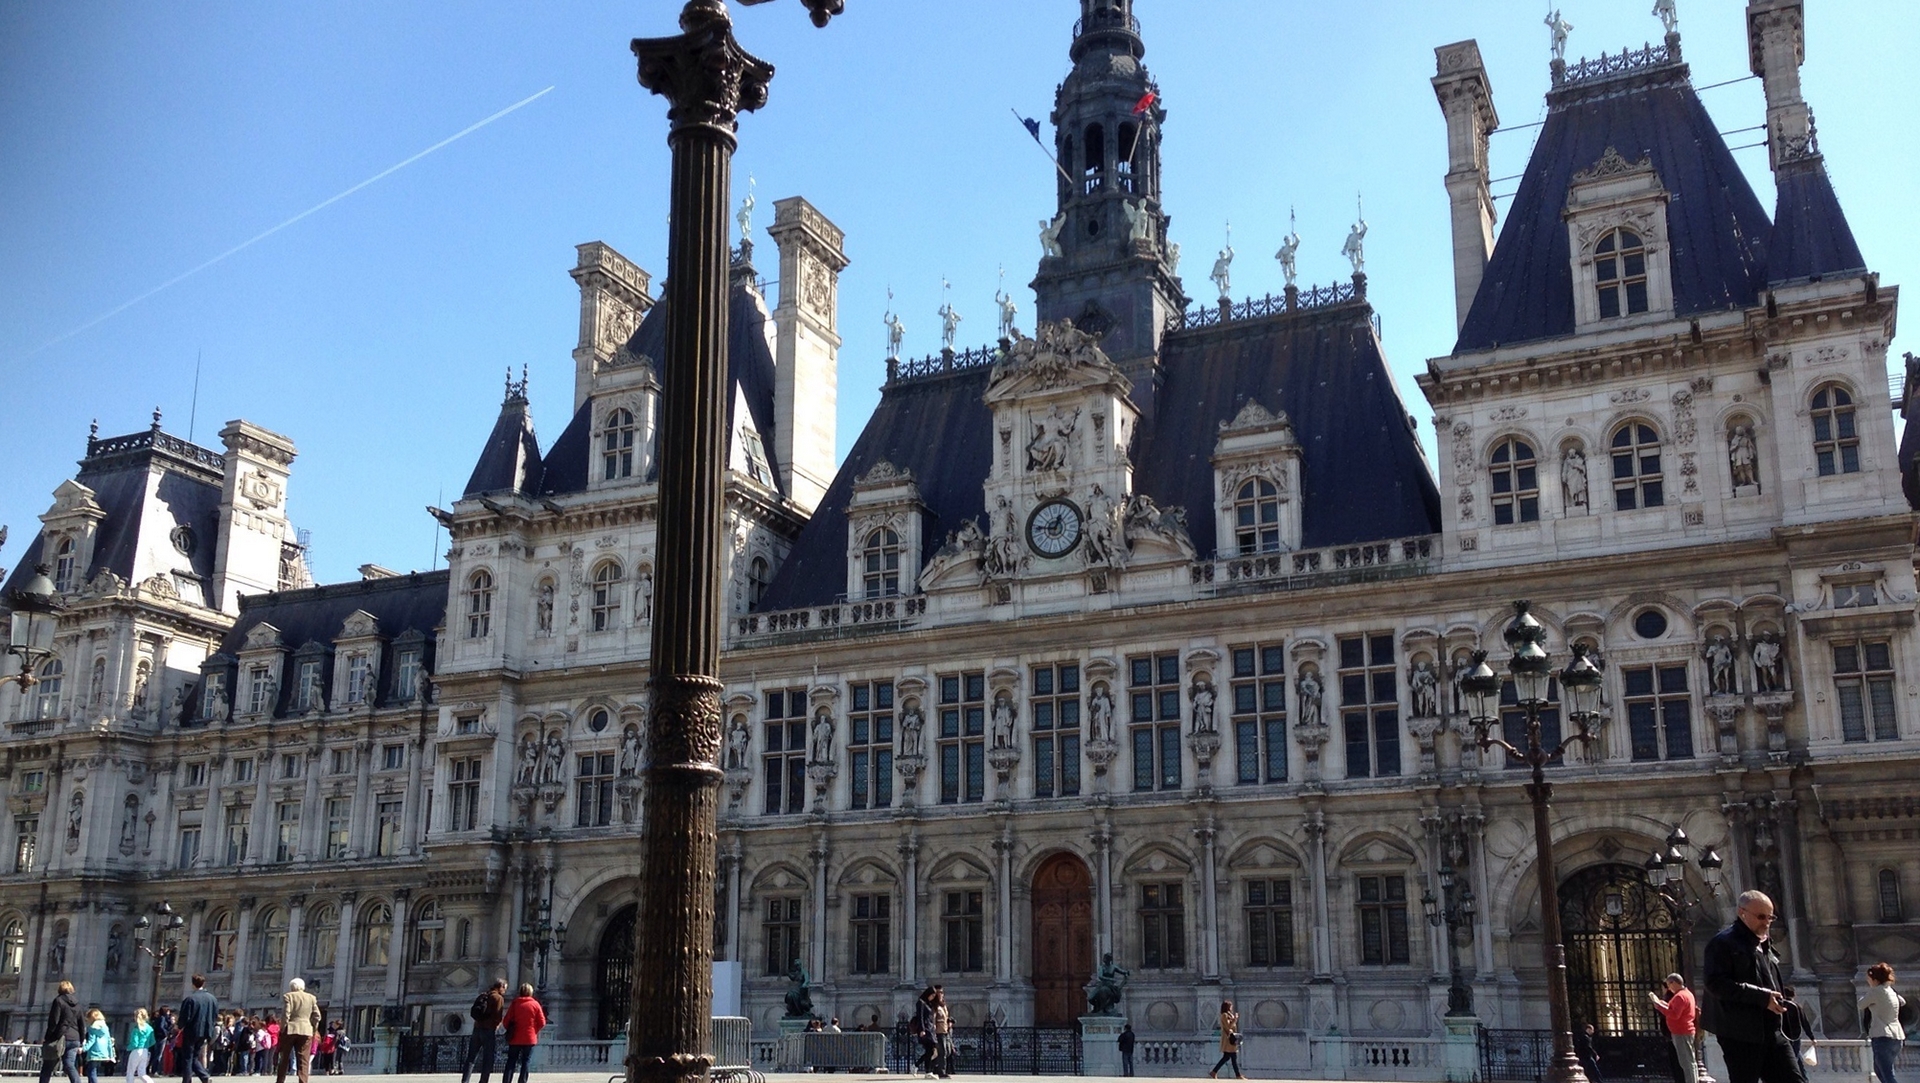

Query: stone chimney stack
[211,420,297,614]
[569,241,654,412]
[1432,40,1500,333]
[1747,0,1810,170]
[767,196,848,516]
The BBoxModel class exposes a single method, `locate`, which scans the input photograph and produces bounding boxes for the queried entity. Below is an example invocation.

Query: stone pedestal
[1080,1015,1124,1077]
[370,1027,407,1075]
[1443,1015,1481,1082]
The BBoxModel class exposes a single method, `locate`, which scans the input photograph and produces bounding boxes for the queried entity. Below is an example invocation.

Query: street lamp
[131,901,186,1012]
[5,564,66,689]
[1642,825,1723,978]
[1422,864,1478,1016]
[1461,601,1605,1083]
[517,898,567,992]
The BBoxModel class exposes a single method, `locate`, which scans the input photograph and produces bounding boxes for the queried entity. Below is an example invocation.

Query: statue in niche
[725,715,752,770]
[1210,243,1234,300]
[1297,669,1325,729]
[132,665,150,712]
[899,702,925,759]
[1189,680,1217,734]
[105,925,125,973]
[1728,424,1759,489]
[536,581,555,635]
[1751,633,1786,693]
[1088,683,1116,744]
[48,926,68,976]
[618,724,643,778]
[884,309,905,359]
[990,693,1016,748]
[983,497,1021,579]
[1561,445,1589,511]
[1704,635,1737,696]
[635,569,653,623]
[1448,651,1475,715]
[518,732,540,786]
[1039,214,1066,259]
[1545,9,1574,61]
[120,797,139,855]
[1083,486,1121,568]
[1341,212,1368,275]
[540,730,565,786]
[810,708,835,764]
[67,791,83,846]
[1026,406,1078,473]
[1409,660,1440,719]
[1653,0,1678,36]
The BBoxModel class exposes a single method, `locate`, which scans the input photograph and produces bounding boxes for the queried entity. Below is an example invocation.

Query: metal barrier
[775,1032,886,1072]
[0,1045,43,1077]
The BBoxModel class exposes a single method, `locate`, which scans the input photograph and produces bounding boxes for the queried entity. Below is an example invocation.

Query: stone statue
[726,715,752,770]
[1409,661,1440,719]
[1705,635,1736,696]
[1210,244,1234,300]
[938,297,962,350]
[635,570,653,623]
[208,686,229,721]
[1751,632,1785,693]
[169,687,186,726]
[735,179,756,241]
[1297,669,1324,729]
[884,310,906,360]
[1652,0,1678,36]
[899,703,925,759]
[1545,9,1574,61]
[120,798,138,853]
[995,288,1018,342]
[991,694,1016,748]
[1122,198,1151,243]
[1189,680,1217,734]
[1561,446,1590,510]
[535,581,555,634]
[1728,424,1758,488]
[1341,214,1368,276]
[67,792,83,844]
[1166,241,1181,275]
[1083,485,1120,569]
[1026,406,1078,473]
[810,708,835,763]
[1274,227,1301,288]
[1121,493,1195,558]
[1449,652,1473,716]
[1084,952,1131,1015]
[618,723,643,777]
[105,925,125,973]
[1039,214,1066,259]
[518,732,540,786]
[783,961,814,1018]
[1089,684,1116,744]
[541,729,565,786]
[984,497,1022,579]
[48,928,68,976]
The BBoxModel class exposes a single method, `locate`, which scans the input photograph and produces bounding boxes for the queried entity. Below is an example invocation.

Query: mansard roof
[462,388,543,498]
[1454,54,1774,353]
[1766,156,1866,286]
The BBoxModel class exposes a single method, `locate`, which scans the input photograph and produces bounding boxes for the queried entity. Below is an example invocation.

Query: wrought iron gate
[1558,863,1685,1038]
[395,1034,467,1073]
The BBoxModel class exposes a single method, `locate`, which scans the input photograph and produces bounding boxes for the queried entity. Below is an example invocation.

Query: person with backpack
[461,980,507,1083]
[80,1009,115,1083]
[499,986,545,1083]
[39,980,83,1083]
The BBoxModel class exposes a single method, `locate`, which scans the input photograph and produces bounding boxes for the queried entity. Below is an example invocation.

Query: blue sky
[2,1,1914,585]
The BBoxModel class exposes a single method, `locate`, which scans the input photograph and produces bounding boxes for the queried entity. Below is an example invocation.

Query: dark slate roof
[1455,60,1773,353]
[1901,418,1920,511]
[463,392,544,498]
[1766,156,1866,285]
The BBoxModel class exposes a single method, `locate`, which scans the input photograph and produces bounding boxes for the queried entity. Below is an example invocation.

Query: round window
[1632,609,1668,640]
[588,707,610,733]
[445,1014,463,1034]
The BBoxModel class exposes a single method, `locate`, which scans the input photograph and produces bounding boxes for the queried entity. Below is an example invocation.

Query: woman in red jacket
[500,985,547,1083]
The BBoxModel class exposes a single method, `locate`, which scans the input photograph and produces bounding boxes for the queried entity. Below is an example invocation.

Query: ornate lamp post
[5,564,66,689]
[1422,865,1478,1016]
[131,901,186,1012]
[517,898,567,992]
[1643,825,1723,975]
[1460,601,1605,1083]
[624,4,838,1083]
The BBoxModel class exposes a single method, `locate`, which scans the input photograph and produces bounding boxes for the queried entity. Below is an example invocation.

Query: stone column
[402,735,427,855]
[384,889,411,1005]
[628,7,774,1083]
[993,825,1014,984]
[1092,825,1113,959]
[348,739,373,858]
[183,902,206,997]
[232,896,256,1007]
[809,839,830,985]
[1420,812,1450,980]
[284,894,307,989]
[199,757,224,869]
[1194,819,1220,979]
[505,870,525,993]
[298,748,323,860]
[331,892,358,1010]
[721,842,744,963]
[246,748,272,863]
[897,835,919,988]
[1306,812,1333,977]
[1775,796,1816,980]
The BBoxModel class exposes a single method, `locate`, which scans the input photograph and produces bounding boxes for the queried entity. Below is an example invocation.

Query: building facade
[3,0,1915,1070]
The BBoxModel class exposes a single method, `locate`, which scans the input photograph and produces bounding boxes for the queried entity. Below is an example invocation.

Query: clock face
[1027,500,1084,558]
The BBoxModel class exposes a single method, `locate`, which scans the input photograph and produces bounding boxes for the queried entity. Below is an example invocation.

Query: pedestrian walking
[275,980,319,1083]
[912,987,938,1077]
[1703,889,1803,1083]
[39,979,83,1083]
[176,975,218,1083]
[461,979,507,1083]
[1209,1000,1244,1080]
[930,992,952,1079]
[80,1010,116,1083]
[1118,1023,1136,1077]
[1574,1024,1605,1082]
[1650,973,1700,1083]
[125,1009,155,1083]
[499,984,546,1083]
[1859,962,1906,1083]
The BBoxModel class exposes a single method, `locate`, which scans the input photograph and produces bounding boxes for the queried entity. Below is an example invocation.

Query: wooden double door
[1030,853,1094,1025]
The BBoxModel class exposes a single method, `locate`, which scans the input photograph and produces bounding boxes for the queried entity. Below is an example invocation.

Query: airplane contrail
[22,85,556,358]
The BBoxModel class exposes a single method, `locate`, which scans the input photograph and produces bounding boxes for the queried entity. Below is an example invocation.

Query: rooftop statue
[1341,212,1368,276]
[1545,9,1574,61]
[1210,244,1234,301]
[1039,214,1066,258]
[1653,0,1678,36]
[1274,222,1301,288]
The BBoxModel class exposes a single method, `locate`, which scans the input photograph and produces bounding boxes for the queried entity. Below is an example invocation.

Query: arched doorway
[1558,863,1684,1037]
[596,904,637,1039]
[1031,853,1094,1025]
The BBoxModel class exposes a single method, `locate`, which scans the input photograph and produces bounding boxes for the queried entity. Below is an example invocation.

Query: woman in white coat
[1859,962,1907,1083]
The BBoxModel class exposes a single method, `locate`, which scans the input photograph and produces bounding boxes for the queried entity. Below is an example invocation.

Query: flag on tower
[1131,90,1157,115]
[1020,115,1041,141]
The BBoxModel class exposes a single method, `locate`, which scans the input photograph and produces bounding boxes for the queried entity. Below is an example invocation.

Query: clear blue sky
[2,2,1914,585]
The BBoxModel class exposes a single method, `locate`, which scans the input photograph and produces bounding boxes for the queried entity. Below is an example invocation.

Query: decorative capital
[633,4,775,146]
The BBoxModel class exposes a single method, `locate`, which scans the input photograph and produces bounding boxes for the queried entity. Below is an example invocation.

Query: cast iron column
[628,5,772,1083]
[1528,765,1585,1083]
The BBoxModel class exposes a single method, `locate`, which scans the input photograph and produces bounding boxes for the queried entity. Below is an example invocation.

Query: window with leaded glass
[448,756,482,832]
[762,688,809,815]
[848,680,894,810]
[1244,879,1295,968]
[1594,228,1649,318]
[1610,422,1664,511]
[274,802,300,862]
[861,529,902,599]
[763,896,802,976]
[1624,664,1693,761]
[1031,662,1081,798]
[1139,883,1186,969]
[1129,652,1183,791]
[576,753,615,827]
[603,408,636,481]
[223,805,251,866]
[1811,384,1860,476]
[943,890,984,972]
[1878,869,1904,922]
[1231,643,1287,785]
[375,799,403,857]
[1489,437,1540,525]
[850,893,891,975]
[12,818,37,874]
[1233,478,1282,553]
[939,672,986,804]
[1356,873,1410,966]
[1834,641,1898,742]
[1339,634,1400,778]
[592,561,625,632]
[466,571,493,638]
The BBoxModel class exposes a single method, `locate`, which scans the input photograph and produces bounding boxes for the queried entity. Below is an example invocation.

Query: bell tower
[1031,0,1187,417]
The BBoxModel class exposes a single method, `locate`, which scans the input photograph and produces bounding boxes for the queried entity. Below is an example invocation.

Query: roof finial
[151,407,163,433]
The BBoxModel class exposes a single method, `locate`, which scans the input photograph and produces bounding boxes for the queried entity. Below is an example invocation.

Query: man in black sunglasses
[1703,890,1804,1083]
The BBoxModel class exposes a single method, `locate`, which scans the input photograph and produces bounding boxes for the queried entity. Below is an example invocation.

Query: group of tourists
[456,980,547,1083]
[908,984,953,1079]
[34,975,324,1083]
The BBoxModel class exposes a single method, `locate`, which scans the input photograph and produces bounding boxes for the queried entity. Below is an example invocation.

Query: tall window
[12,818,37,874]
[576,752,615,827]
[1835,640,1898,742]
[257,908,287,971]
[207,911,236,972]
[1356,874,1411,965]
[382,744,405,771]
[359,901,392,967]
[247,665,274,715]
[1030,663,1081,798]
[591,561,625,632]
[1594,228,1648,318]
[198,670,224,721]
[1624,664,1693,761]
[1245,879,1295,968]
[848,680,894,810]
[602,408,637,481]
[223,805,251,866]
[279,753,302,780]
[345,655,371,704]
[1610,422,1664,510]
[176,821,200,869]
[1489,438,1540,524]
[938,672,987,804]
[763,897,802,976]
[748,557,770,608]
[1233,478,1282,553]
[232,757,255,783]
[325,798,352,859]
[375,799,404,856]
[1129,652,1183,791]
[466,571,494,638]
[274,802,301,863]
[413,900,445,964]
[52,538,76,593]
[308,905,338,970]
[762,689,809,816]
[448,757,482,832]
[1811,385,1860,476]
[1339,634,1400,778]
[1139,883,1186,970]
[861,529,902,599]
[850,893,891,975]
[33,660,62,720]
[394,649,421,702]
[1878,869,1904,923]
[943,890,984,972]
[1231,643,1288,785]
[0,918,24,976]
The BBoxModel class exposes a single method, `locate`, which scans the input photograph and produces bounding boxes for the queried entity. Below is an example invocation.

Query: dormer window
[52,538,76,594]
[749,557,771,608]
[394,649,421,702]
[345,655,371,705]
[1489,438,1540,524]
[246,665,274,715]
[602,408,636,481]
[293,660,323,713]
[861,529,902,599]
[1811,384,1860,476]
[1565,147,1673,331]
[1594,229,1648,318]
[1233,479,1282,553]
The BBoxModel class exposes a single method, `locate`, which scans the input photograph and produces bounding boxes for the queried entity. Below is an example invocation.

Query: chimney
[767,196,848,516]
[1432,40,1500,333]
[569,241,654,413]
[211,420,297,614]
[1747,0,1809,170]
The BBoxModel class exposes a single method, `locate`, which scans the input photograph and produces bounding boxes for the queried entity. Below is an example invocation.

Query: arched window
[592,561,625,632]
[455,918,474,960]
[1232,478,1282,553]
[52,538,76,593]
[1811,384,1860,476]
[1083,123,1106,193]
[34,659,63,720]
[256,907,287,971]
[466,571,494,639]
[1594,229,1649,318]
[1489,438,1540,524]
[1609,422,1664,510]
[749,557,770,608]
[359,900,392,967]
[602,408,637,481]
[307,905,339,970]
[1878,868,1904,923]
[413,899,446,963]
[207,910,236,972]
[0,917,24,975]
[861,529,901,599]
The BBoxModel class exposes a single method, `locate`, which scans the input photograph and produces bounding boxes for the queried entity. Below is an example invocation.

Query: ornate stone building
[2,0,1914,1072]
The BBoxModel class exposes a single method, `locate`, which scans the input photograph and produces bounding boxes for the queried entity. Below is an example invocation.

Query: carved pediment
[855,460,910,487]
[1572,146,1654,184]
[1219,399,1296,438]
[338,610,380,640]
[243,622,284,651]
[984,320,1131,399]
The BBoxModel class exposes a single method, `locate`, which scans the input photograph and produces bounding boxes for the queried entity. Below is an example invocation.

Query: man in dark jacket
[177,974,219,1083]
[38,980,82,1083]
[461,978,508,1083]
[1703,890,1804,1083]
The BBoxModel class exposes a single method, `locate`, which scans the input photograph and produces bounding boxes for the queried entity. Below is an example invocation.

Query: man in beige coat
[275,979,321,1083]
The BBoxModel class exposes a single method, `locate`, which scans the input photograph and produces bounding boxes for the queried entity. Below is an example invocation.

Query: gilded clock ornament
[1026,500,1083,558]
